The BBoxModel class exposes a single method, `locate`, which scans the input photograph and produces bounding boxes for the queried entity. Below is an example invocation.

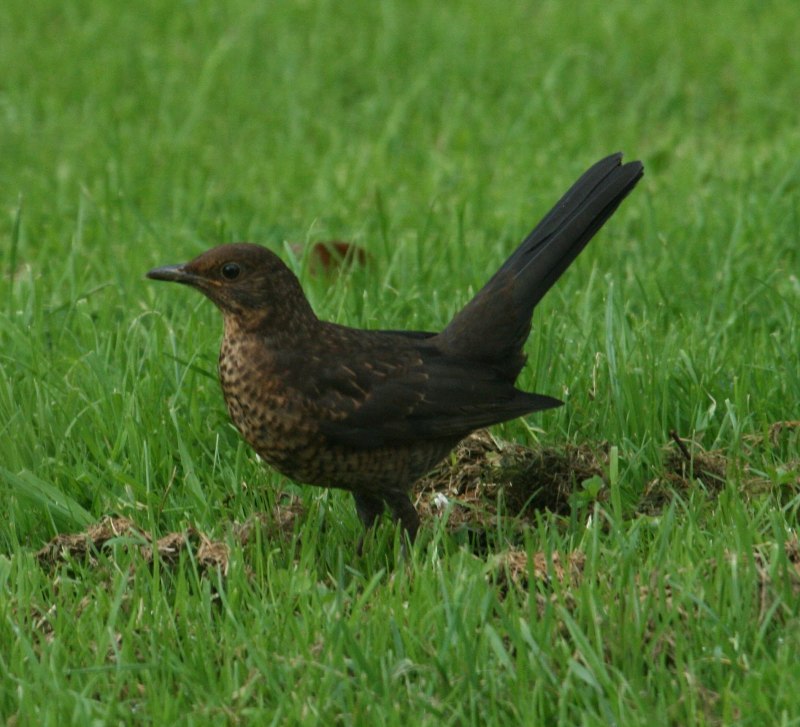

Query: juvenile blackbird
[147,153,643,541]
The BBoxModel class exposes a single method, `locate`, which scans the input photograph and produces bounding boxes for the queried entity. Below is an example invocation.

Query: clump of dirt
[484,547,586,619]
[746,532,800,603]
[786,533,800,569]
[36,516,231,576]
[141,527,230,576]
[35,495,308,576]
[742,421,800,495]
[666,446,728,492]
[768,420,800,447]
[488,534,800,663]
[415,429,607,528]
[35,516,144,568]
[639,433,729,513]
[232,495,305,546]
[489,548,586,593]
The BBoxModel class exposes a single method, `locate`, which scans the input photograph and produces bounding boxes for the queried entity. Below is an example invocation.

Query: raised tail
[437,153,643,378]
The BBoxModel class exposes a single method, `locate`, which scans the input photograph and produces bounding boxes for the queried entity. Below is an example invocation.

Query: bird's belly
[221,383,456,492]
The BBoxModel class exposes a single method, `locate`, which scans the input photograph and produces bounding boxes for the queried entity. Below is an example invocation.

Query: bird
[147,153,643,542]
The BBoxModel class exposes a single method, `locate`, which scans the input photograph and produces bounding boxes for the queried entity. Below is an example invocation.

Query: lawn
[1,0,799,723]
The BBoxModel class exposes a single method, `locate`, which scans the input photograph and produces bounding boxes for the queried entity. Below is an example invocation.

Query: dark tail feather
[438,153,643,376]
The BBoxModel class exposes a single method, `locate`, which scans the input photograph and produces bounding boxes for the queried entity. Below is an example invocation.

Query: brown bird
[147,153,643,542]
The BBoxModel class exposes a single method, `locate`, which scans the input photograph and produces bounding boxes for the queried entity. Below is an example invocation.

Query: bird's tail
[437,153,643,379]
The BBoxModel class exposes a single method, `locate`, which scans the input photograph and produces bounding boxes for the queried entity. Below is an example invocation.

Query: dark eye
[221,262,241,280]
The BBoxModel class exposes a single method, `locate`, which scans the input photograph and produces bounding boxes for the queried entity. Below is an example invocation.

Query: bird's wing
[291,337,561,447]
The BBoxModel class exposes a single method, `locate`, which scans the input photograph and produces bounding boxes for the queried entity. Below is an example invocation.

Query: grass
[1,0,799,723]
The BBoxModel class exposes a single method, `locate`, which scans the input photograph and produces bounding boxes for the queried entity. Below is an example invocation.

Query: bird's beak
[146,264,196,285]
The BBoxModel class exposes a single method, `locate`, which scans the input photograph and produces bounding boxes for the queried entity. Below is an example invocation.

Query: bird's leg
[384,491,420,543]
[353,492,385,529]
[353,492,386,555]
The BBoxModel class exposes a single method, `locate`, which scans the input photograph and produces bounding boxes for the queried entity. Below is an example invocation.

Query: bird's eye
[221,262,241,280]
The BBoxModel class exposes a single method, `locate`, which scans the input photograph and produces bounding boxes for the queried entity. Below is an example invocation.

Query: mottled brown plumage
[147,153,643,541]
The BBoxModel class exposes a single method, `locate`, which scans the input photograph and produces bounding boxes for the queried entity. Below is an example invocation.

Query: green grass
[2,0,800,723]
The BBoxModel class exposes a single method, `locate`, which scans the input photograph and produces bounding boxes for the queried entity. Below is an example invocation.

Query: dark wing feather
[308,339,561,448]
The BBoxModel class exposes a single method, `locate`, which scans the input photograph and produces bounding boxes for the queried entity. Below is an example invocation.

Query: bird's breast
[218,334,323,472]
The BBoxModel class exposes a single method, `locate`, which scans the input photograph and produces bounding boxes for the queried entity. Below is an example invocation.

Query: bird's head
[147,243,316,328]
